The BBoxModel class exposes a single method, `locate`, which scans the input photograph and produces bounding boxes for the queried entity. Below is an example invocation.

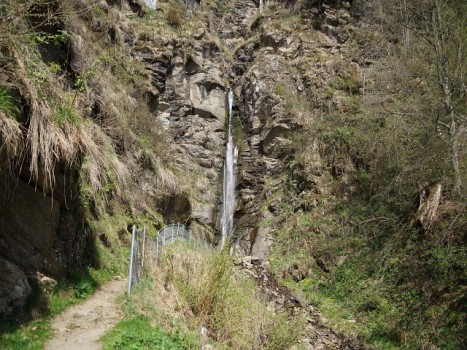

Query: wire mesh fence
[128,223,190,295]
[128,225,146,295]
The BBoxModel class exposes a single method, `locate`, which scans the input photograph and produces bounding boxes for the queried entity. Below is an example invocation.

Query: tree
[405,0,467,197]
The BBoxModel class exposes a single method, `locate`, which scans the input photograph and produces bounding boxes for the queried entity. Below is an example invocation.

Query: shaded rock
[159,193,192,224]
[0,257,31,316]
[0,181,62,276]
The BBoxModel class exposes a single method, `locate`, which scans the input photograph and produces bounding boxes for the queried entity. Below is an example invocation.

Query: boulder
[0,257,31,317]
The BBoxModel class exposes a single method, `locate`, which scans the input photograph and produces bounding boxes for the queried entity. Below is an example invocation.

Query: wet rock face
[210,0,360,256]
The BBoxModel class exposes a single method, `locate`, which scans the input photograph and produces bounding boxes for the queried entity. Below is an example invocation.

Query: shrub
[166,5,183,27]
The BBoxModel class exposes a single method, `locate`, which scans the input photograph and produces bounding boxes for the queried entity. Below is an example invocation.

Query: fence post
[141,225,146,270]
[128,225,136,295]
[156,236,159,261]
[200,327,208,350]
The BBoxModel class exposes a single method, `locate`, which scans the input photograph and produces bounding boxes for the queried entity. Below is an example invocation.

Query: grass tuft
[0,87,19,119]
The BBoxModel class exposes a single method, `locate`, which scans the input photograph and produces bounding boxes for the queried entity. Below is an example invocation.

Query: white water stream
[221,90,237,247]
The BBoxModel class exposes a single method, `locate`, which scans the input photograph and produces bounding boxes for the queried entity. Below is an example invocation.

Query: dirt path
[45,278,126,350]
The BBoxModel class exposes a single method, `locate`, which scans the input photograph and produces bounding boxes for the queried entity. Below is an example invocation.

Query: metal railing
[128,223,190,295]
[155,223,190,256]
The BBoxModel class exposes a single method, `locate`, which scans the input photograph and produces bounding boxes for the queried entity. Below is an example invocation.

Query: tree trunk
[450,123,462,197]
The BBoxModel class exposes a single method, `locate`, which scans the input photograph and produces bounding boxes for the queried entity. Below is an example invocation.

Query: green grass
[101,317,190,350]
[330,75,360,94]
[267,192,466,350]
[108,241,303,350]
[0,87,19,119]
[53,104,81,126]
[0,320,51,350]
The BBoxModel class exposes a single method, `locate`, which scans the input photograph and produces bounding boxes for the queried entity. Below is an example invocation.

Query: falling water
[221,90,237,247]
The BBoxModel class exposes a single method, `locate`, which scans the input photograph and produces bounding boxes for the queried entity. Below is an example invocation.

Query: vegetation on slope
[264,0,466,349]
[104,241,302,349]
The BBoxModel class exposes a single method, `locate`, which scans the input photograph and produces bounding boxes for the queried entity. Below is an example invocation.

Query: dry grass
[8,48,129,194]
[0,109,25,176]
[0,0,181,200]
[166,4,184,27]
[126,242,302,349]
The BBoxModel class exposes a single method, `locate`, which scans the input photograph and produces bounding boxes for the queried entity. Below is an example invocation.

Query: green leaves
[30,30,70,46]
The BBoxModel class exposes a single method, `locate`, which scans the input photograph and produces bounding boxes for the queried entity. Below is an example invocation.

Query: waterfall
[221,90,237,247]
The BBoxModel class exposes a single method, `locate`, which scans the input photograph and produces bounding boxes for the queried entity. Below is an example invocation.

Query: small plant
[273,84,286,97]
[31,30,70,46]
[331,75,360,94]
[74,69,93,92]
[49,63,62,74]
[53,104,81,126]
[73,280,93,299]
[0,87,19,119]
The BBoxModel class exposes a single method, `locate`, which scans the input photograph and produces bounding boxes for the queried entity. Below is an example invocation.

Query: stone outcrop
[204,0,360,257]
[0,166,87,315]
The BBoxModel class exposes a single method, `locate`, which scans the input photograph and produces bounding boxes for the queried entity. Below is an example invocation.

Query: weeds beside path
[44,278,126,350]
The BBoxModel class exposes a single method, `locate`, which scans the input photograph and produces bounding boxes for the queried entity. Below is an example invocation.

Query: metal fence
[128,225,146,295]
[128,223,190,295]
[155,223,190,255]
